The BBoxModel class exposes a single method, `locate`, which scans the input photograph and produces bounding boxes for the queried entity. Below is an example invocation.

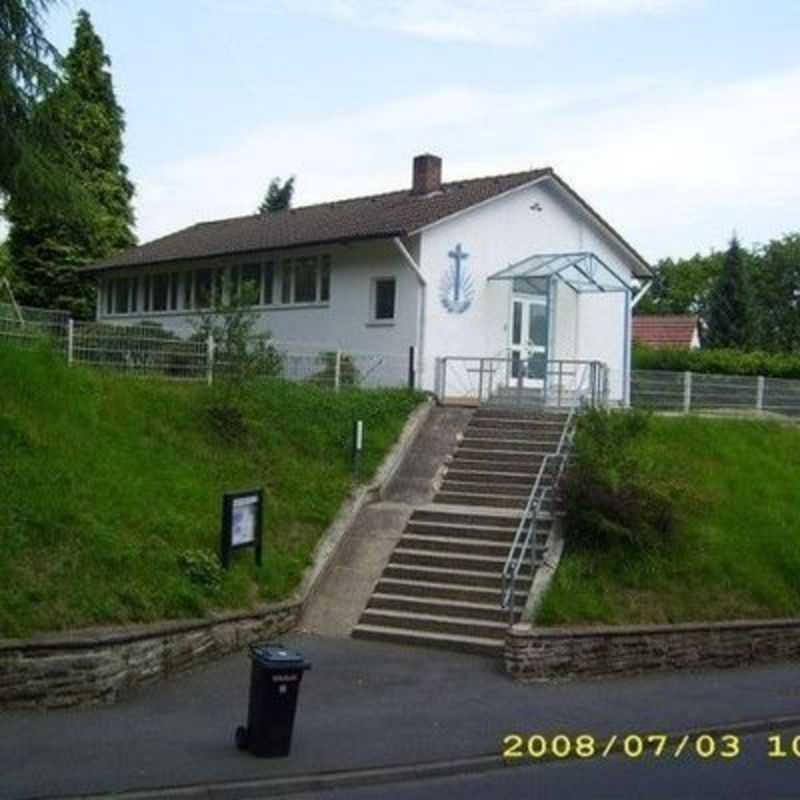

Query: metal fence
[436,356,609,409]
[0,303,417,391]
[632,370,800,418]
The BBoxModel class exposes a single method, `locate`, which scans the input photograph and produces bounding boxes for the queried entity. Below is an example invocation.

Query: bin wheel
[235,725,248,751]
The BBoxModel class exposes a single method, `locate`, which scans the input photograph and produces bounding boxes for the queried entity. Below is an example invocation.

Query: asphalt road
[273,730,800,800]
[3,634,800,799]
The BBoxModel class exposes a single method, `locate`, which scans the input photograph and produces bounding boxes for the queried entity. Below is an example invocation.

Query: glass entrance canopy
[488,251,632,293]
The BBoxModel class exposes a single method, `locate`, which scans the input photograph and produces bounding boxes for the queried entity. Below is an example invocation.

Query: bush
[177,549,223,592]
[633,344,800,379]
[563,409,681,550]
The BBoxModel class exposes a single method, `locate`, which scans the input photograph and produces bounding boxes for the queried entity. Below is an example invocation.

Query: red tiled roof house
[633,315,701,350]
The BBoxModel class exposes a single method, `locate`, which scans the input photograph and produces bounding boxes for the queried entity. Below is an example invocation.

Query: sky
[40,0,800,263]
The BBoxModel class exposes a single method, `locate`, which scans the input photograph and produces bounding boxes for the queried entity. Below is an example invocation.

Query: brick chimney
[411,153,442,195]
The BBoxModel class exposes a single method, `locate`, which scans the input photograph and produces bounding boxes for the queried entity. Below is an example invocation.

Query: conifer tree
[7,9,135,317]
[258,176,294,213]
[705,236,752,348]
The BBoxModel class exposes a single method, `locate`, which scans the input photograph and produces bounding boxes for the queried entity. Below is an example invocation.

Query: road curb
[64,713,800,800]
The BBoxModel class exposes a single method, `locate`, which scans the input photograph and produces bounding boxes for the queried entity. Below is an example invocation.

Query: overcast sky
[42,0,800,263]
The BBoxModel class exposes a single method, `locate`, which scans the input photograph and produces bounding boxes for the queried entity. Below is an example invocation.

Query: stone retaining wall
[506,618,800,681]
[0,601,300,710]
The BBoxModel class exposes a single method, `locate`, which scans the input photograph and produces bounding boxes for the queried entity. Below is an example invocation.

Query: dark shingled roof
[86,168,553,272]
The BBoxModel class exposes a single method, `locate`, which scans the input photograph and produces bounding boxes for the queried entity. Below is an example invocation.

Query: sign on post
[221,489,264,568]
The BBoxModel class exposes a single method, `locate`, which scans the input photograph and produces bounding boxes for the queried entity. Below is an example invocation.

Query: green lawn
[537,414,800,625]
[0,343,422,637]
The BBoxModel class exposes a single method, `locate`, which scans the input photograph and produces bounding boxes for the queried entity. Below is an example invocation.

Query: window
[113,278,132,314]
[130,278,139,313]
[373,278,396,321]
[294,257,317,303]
[320,256,331,303]
[281,260,292,304]
[183,272,193,310]
[152,273,170,311]
[240,263,261,304]
[105,281,113,315]
[195,269,213,309]
[170,273,179,310]
[263,262,274,305]
[143,276,152,312]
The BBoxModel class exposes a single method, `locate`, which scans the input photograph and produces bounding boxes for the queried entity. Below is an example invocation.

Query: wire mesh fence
[631,370,800,418]
[0,302,417,391]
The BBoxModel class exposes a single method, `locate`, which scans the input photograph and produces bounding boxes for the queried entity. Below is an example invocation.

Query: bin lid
[249,642,309,667]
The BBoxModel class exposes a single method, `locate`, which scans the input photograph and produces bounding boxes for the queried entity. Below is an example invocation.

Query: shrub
[563,409,680,550]
[633,344,800,379]
[178,549,223,592]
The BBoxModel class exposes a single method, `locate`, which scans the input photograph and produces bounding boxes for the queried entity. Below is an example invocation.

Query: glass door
[510,297,548,385]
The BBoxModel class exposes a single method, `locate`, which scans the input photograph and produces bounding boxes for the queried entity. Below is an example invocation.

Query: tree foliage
[751,233,800,352]
[258,176,294,213]
[636,252,721,317]
[0,0,89,215]
[6,9,136,317]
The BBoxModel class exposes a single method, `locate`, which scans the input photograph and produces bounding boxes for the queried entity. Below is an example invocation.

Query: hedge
[632,345,800,380]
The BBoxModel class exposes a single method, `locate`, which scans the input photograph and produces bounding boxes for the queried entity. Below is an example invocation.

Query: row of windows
[104,255,332,316]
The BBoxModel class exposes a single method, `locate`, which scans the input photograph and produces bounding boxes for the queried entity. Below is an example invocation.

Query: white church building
[87,154,652,404]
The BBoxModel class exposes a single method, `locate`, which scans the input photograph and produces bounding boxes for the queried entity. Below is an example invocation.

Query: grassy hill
[0,344,422,638]
[538,414,800,625]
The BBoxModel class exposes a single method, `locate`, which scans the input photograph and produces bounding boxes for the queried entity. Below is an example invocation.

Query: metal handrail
[500,364,600,623]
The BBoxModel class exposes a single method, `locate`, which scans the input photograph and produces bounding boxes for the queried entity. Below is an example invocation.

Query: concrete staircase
[352,406,568,655]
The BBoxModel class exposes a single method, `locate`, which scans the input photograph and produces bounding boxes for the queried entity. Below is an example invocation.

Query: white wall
[98,239,420,362]
[417,178,639,396]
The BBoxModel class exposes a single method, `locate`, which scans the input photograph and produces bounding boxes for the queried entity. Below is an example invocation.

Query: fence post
[334,349,342,392]
[66,318,74,366]
[683,371,692,414]
[407,345,416,391]
[206,334,215,386]
[756,375,765,413]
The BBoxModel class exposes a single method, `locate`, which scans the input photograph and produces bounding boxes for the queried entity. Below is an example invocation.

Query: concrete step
[434,490,527,509]
[449,457,546,473]
[398,533,547,560]
[405,519,551,542]
[473,407,569,421]
[410,506,525,529]
[382,562,532,590]
[351,624,503,656]
[468,417,566,431]
[368,593,514,623]
[461,427,562,442]
[453,447,554,463]
[439,480,530,499]
[459,437,561,452]
[373,577,528,606]
[358,607,507,641]
[390,547,532,573]
[444,468,537,486]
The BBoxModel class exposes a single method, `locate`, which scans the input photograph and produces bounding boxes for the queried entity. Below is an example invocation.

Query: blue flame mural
[440,243,474,314]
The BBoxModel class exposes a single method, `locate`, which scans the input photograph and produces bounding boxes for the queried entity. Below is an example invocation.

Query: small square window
[373,278,396,321]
